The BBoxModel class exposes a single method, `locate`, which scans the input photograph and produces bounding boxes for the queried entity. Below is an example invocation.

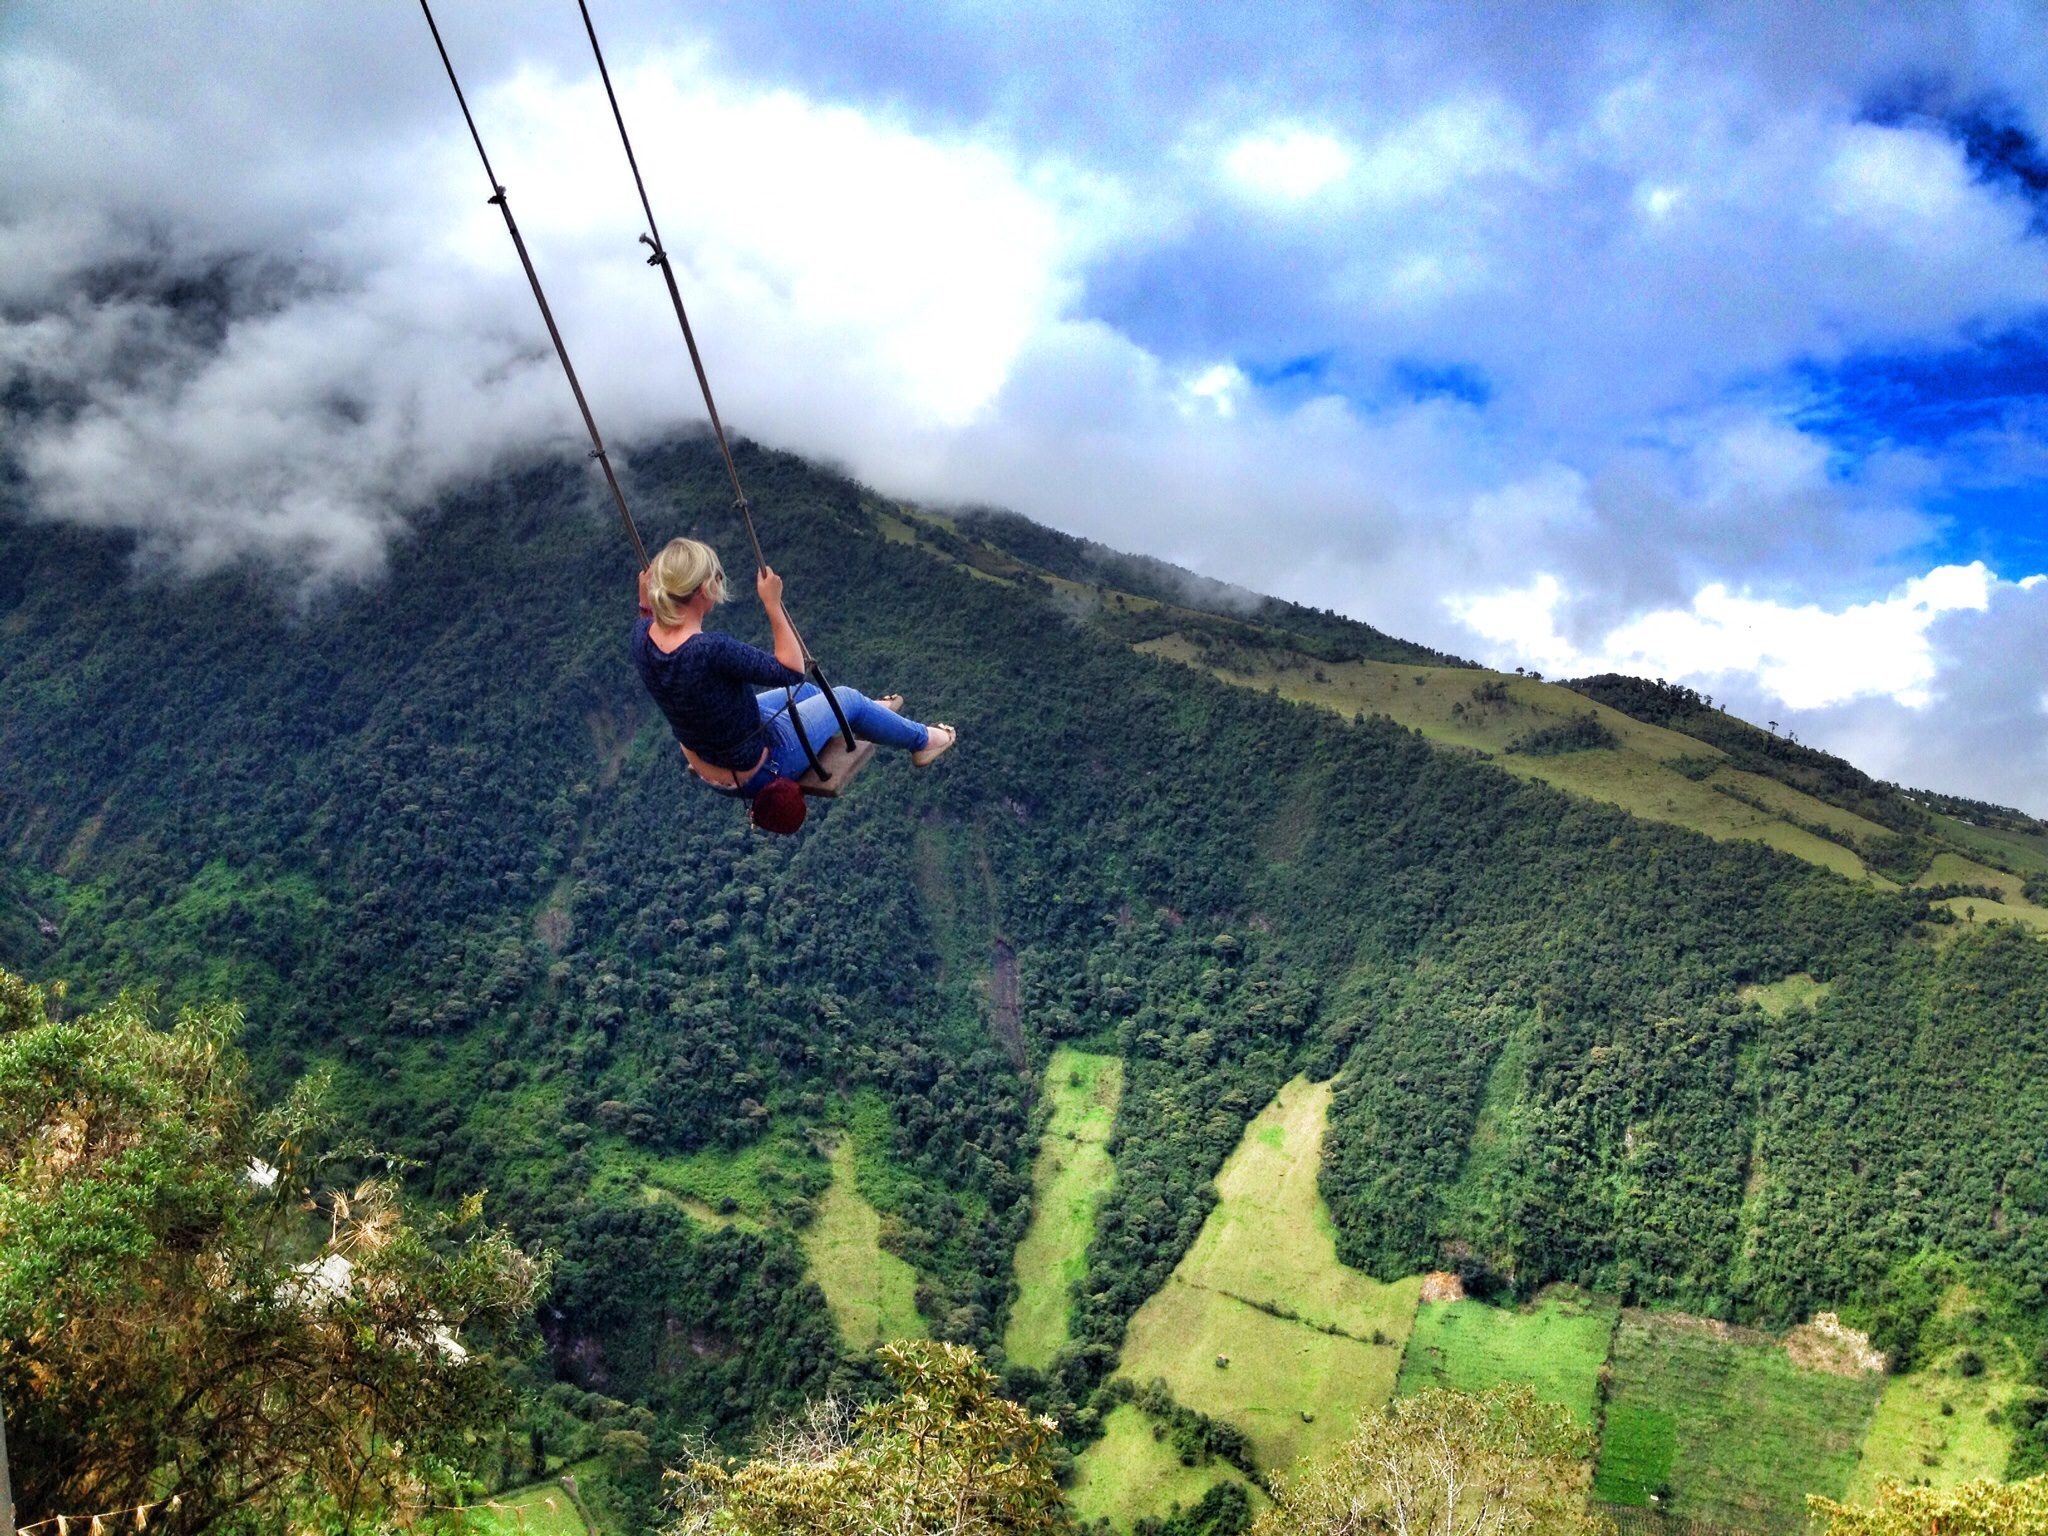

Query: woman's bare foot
[912,724,957,767]
[877,694,903,713]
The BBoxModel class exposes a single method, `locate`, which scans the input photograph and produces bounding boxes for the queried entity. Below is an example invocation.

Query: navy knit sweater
[631,621,805,769]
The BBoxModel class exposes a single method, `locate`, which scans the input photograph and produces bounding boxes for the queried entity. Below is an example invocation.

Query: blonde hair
[645,538,726,625]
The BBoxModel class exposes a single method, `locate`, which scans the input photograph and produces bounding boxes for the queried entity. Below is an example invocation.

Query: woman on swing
[633,537,955,830]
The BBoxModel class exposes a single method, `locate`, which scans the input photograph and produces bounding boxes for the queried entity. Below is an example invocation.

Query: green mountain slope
[4,436,2047,1510]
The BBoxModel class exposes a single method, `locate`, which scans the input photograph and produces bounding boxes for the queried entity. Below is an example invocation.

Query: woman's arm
[757,567,805,673]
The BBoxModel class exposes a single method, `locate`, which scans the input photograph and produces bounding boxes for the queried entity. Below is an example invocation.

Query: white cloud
[1604,564,1994,708]
[5,5,2048,809]
[1220,128,1352,203]
[1448,573,1581,674]
[0,40,1112,576]
[1181,363,1248,417]
[1347,97,1531,207]
[1449,562,2000,710]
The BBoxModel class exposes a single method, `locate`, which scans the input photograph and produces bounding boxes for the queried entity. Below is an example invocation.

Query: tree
[0,968,548,1536]
[1809,1476,2048,1536]
[668,1341,1064,1535]
[1252,1387,1606,1536]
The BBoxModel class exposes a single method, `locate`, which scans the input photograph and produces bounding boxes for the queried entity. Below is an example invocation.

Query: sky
[4,2,2048,808]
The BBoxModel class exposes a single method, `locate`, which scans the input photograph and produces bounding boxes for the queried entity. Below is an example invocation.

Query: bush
[668,1341,1064,1535]
[1810,1475,2048,1536]
[1507,713,1620,756]
[0,967,547,1536]
[1253,1386,1605,1536]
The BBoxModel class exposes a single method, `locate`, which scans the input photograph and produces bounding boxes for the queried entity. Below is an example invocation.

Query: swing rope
[418,0,649,570]
[574,0,858,755]
[575,0,764,575]
[420,1,857,776]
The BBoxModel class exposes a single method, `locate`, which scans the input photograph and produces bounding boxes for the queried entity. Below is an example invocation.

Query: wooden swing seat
[797,735,875,798]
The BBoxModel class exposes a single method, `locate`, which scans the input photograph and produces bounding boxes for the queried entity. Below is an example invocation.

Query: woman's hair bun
[645,538,726,625]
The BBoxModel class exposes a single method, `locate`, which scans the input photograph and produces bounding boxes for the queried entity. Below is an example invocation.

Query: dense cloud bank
[3,2,2047,804]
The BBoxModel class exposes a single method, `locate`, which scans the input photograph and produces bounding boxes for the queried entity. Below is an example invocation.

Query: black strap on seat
[785,686,829,779]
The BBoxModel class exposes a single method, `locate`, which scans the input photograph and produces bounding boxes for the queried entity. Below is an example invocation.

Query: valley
[6,444,2048,1535]
[1034,1063,2010,1533]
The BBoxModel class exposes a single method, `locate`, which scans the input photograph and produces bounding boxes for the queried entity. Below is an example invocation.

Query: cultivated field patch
[1065,1404,1261,1532]
[1396,1286,1618,1424]
[470,1477,592,1536]
[1007,1048,1124,1369]
[1111,1075,1421,1475]
[1594,1311,1884,1532]
[800,1136,925,1350]
[1739,973,1832,1019]
[1135,640,1889,884]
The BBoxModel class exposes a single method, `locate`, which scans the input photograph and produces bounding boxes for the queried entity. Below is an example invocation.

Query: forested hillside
[4,435,2047,1516]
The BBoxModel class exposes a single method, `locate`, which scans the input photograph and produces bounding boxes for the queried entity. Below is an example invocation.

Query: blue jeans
[726,684,930,795]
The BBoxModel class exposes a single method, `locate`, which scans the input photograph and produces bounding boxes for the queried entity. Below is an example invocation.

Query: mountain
[4,435,2046,1528]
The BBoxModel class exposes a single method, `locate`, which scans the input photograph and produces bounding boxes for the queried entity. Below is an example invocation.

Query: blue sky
[4,1,2048,806]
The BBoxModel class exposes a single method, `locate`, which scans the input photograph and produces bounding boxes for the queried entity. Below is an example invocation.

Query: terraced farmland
[1397,1287,1618,1425]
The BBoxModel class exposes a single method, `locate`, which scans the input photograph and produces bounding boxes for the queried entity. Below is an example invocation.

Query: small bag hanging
[750,775,808,834]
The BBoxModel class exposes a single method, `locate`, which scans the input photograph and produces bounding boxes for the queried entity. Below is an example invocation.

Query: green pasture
[799,1136,925,1350]
[1917,851,2037,905]
[1847,1336,2022,1498]
[1065,1404,1260,1532]
[1115,1075,1421,1475]
[469,1477,591,1536]
[1396,1287,1618,1424]
[1593,1311,1884,1532]
[1739,973,1832,1018]
[1006,1048,1124,1369]
[1934,895,2048,933]
[1441,1027,1530,1234]
[640,1184,751,1229]
[1915,851,2048,931]
[1137,640,1890,884]
[1929,815,2048,882]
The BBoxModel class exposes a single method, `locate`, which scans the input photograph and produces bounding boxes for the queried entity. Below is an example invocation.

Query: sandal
[877,694,904,713]
[912,724,957,767]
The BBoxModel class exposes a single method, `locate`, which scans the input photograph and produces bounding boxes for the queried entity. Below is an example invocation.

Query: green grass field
[1006,1048,1124,1369]
[1136,640,1898,885]
[1845,1288,2026,1502]
[1594,1312,1885,1532]
[1396,1287,1618,1425]
[1111,1075,1421,1476]
[799,1135,926,1350]
[1065,1404,1262,1532]
[1596,1402,1679,1506]
[469,1476,592,1536]
[1740,973,1832,1018]
[640,1124,825,1221]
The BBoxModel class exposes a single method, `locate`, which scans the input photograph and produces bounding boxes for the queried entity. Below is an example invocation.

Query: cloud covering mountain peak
[4,1,2048,805]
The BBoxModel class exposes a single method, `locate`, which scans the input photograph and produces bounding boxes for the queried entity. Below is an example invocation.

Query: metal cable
[419,0,649,569]
[576,0,857,750]
[575,0,764,575]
